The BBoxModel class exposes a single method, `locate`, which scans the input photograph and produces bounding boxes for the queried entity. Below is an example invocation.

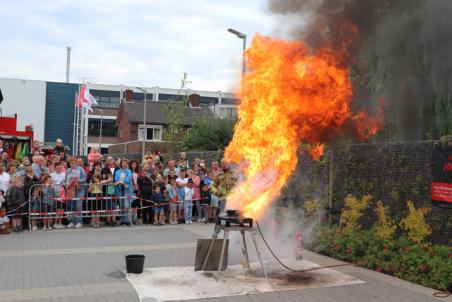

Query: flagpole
[75,83,81,156]
[72,92,78,156]
[74,89,78,156]
[84,105,88,155]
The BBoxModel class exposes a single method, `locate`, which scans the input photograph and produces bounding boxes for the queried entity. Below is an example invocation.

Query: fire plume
[224,34,382,219]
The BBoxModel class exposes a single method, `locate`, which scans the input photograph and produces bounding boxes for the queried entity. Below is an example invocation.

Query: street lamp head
[227,28,246,39]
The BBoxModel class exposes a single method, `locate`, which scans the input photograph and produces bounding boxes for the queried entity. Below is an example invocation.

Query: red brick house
[109,94,213,154]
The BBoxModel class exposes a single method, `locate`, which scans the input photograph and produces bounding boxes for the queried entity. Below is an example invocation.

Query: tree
[163,73,190,157]
[183,116,236,151]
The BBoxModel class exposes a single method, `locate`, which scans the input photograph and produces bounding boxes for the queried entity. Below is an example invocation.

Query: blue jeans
[184,200,192,222]
[68,199,82,224]
[120,196,131,223]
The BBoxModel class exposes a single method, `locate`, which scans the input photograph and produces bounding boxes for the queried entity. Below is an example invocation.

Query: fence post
[328,147,334,224]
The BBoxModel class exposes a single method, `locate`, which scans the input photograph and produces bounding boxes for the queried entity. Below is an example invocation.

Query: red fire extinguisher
[295,231,303,260]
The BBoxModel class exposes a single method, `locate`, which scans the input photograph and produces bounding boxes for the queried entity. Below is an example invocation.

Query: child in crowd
[184,179,195,224]
[164,176,171,223]
[51,162,66,229]
[6,175,25,232]
[203,168,213,186]
[168,178,179,224]
[199,182,211,224]
[29,186,41,231]
[176,168,188,223]
[138,165,154,225]
[0,207,11,234]
[41,175,56,230]
[151,184,165,225]
[89,174,103,228]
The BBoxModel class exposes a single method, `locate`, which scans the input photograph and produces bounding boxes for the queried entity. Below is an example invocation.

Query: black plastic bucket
[125,254,145,274]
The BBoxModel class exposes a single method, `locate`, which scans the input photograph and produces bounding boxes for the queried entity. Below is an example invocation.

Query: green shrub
[310,195,452,291]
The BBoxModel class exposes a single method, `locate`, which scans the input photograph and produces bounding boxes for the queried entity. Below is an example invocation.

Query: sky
[0,0,282,92]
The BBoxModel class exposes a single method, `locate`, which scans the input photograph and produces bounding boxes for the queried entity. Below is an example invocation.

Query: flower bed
[310,226,451,291]
[303,195,452,291]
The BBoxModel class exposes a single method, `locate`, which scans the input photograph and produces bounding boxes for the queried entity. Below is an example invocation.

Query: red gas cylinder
[295,231,303,260]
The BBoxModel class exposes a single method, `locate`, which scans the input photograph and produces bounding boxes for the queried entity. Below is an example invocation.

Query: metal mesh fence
[280,141,451,245]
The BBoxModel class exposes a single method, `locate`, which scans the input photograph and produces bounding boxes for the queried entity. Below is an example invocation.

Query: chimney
[123,89,134,102]
[188,93,201,108]
[66,46,71,83]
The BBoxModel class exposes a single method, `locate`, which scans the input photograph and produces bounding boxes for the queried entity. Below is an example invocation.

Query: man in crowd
[216,158,237,214]
[1,151,9,167]
[211,161,221,179]
[163,159,180,178]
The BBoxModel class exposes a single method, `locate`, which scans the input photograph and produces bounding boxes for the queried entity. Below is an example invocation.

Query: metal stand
[201,224,267,280]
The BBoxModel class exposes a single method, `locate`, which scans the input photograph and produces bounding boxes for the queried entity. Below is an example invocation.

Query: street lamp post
[136,87,147,159]
[227,28,247,82]
[98,109,103,152]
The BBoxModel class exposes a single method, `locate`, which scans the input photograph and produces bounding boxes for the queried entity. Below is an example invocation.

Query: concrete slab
[126,261,364,302]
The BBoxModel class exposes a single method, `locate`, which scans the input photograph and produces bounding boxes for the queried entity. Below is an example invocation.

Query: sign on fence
[431,144,452,204]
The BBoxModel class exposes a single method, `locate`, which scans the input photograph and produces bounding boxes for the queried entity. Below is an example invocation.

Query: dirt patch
[247,270,315,286]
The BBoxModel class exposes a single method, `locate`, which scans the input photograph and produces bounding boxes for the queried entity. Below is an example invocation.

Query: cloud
[0,0,277,92]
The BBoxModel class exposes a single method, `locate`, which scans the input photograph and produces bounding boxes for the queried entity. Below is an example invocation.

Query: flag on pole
[83,85,98,107]
[77,83,97,112]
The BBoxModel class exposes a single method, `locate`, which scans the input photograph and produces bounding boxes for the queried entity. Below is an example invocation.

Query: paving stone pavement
[0,224,448,302]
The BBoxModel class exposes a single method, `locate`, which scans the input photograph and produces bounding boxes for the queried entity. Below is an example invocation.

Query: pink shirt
[192,175,201,200]
[87,151,99,163]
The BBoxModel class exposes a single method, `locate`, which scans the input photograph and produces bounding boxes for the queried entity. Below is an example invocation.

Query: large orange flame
[224,34,382,219]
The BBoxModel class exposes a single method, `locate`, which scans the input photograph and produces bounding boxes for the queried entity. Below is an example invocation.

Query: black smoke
[267,0,452,141]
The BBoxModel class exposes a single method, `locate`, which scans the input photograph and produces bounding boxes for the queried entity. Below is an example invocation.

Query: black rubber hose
[255,221,352,273]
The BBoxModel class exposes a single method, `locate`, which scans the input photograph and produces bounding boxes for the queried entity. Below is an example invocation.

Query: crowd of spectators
[0,139,235,233]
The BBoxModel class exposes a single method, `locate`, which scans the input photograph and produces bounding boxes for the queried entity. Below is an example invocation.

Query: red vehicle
[0,115,34,160]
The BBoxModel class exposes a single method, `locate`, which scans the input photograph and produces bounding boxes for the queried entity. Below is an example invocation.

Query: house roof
[121,100,213,126]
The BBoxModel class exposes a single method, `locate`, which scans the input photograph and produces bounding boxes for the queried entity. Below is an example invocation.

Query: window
[219,107,238,119]
[88,119,117,137]
[199,96,219,105]
[158,93,182,102]
[133,92,153,100]
[221,97,238,105]
[138,125,163,141]
[90,90,121,108]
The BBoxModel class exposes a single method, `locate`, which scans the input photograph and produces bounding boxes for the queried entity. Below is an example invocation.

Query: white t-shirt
[51,172,66,191]
[0,172,10,194]
[0,215,9,225]
[176,177,188,186]
[184,187,194,202]
[176,177,188,201]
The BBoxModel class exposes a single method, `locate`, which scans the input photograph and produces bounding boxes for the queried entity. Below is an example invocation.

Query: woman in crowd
[178,152,189,169]
[87,146,100,164]
[187,169,201,222]
[129,160,141,223]
[114,159,133,226]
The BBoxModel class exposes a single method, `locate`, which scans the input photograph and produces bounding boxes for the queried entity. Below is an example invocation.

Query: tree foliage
[163,73,190,156]
[183,117,236,151]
